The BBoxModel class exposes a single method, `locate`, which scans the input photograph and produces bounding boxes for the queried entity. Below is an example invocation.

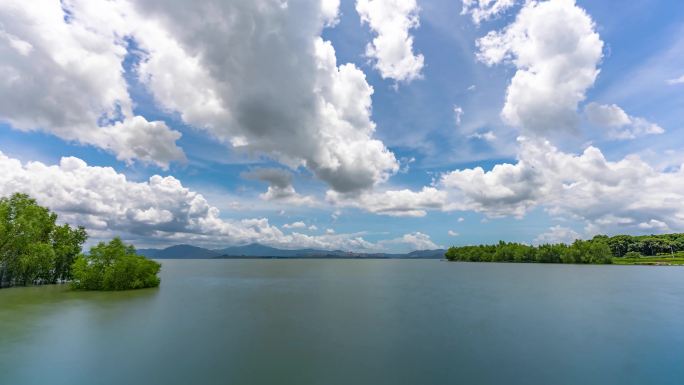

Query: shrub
[71,238,160,291]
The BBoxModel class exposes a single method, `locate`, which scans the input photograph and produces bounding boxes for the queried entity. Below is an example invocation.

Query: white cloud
[461,0,517,25]
[99,116,185,167]
[533,225,580,245]
[637,219,669,231]
[454,105,464,126]
[667,74,684,85]
[585,102,665,140]
[128,0,399,193]
[381,232,441,250]
[321,0,342,26]
[0,0,184,168]
[477,0,603,135]
[327,187,447,217]
[1,0,399,191]
[584,102,631,127]
[0,29,33,55]
[440,137,684,234]
[458,217,465,222]
[308,225,319,231]
[468,130,497,141]
[0,151,388,251]
[329,134,684,236]
[241,168,317,206]
[283,221,307,230]
[356,0,424,83]
[447,230,459,237]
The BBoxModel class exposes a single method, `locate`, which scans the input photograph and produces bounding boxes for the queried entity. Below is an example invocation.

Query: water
[1,260,683,385]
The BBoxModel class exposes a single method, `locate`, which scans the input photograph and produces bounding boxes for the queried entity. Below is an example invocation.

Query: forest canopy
[71,238,161,291]
[0,193,160,290]
[445,233,684,264]
[0,193,87,286]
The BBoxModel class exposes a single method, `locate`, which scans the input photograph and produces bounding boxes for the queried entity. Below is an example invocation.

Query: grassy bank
[612,256,684,266]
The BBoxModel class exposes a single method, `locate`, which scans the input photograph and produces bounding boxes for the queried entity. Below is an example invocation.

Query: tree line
[597,233,684,257]
[0,193,160,290]
[445,239,613,264]
[445,233,684,264]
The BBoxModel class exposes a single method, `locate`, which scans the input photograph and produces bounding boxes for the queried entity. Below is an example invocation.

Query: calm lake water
[1,260,683,385]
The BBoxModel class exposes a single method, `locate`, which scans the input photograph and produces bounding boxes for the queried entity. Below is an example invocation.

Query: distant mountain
[404,249,448,259]
[138,244,219,259]
[139,242,446,259]
[215,243,305,257]
[137,248,161,258]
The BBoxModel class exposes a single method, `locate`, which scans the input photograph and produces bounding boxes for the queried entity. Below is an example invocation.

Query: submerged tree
[71,238,161,291]
[0,193,87,287]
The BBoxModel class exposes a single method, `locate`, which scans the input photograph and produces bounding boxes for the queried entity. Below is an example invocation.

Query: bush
[71,238,161,291]
[623,251,642,258]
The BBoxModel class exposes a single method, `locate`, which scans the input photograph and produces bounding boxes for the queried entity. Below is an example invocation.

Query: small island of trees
[0,193,160,290]
[446,233,684,265]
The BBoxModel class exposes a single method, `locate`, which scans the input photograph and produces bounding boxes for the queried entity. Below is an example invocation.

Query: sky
[0,0,683,252]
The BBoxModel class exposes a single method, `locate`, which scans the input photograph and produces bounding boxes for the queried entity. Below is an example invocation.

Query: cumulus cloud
[461,0,517,25]
[0,151,386,251]
[339,133,684,236]
[381,232,441,250]
[241,168,317,206]
[447,230,460,237]
[283,221,307,230]
[1,0,398,191]
[477,0,603,135]
[129,0,398,193]
[440,137,684,234]
[0,0,184,168]
[356,0,424,83]
[584,102,664,140]
[533,225,580,245]
[327,187,447,217]
[441,152,541,218]
[637,219,669,232]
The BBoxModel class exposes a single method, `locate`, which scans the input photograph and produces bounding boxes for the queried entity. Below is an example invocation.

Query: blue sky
[1,0,683,252]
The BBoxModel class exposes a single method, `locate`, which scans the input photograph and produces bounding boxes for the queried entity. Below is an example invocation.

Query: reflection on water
[1,260,683,385]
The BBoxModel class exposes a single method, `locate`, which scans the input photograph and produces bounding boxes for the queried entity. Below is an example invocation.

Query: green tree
[71,238,161,291]
[0,193,87,287]
[52,224,88,282]
[0,193,57,286]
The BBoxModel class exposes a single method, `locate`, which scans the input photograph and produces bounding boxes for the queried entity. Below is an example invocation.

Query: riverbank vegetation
[446,234,684,265]
[71,238,161,290]
[445,239,613,264]
[0,193,160,289]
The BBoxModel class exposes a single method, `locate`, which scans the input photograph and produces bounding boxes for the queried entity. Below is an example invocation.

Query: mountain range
[137,243,446,259]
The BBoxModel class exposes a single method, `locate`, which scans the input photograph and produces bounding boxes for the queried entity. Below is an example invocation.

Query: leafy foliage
[602,233,684,257]
[445,238,613,264]
[0,193,87,286]
[71,238,161,291]
[1,193,159,290]
[446,233,684,264]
